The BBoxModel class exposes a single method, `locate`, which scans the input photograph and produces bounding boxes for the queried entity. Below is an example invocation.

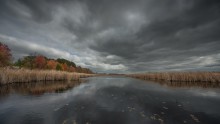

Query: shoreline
[0,68,95,85]
[127,72,220,83]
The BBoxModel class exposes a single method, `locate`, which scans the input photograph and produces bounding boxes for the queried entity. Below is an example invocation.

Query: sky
[0,0,220,73]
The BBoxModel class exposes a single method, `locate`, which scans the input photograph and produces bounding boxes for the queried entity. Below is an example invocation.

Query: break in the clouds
[0,0,220,73]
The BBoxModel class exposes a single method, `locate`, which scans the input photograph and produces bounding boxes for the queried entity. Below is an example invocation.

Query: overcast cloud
[0,0,220,73]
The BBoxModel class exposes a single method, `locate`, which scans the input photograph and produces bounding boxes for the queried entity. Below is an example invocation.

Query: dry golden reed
[0,68,94,85]
[128,72,220,83]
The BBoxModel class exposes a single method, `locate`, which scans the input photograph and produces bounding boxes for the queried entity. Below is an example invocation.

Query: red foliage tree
[61,63,68,71]
[0,42,12,67]
[34,55,46,69]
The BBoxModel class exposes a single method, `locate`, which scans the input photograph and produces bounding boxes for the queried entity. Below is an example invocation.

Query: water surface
[0,76,220,124]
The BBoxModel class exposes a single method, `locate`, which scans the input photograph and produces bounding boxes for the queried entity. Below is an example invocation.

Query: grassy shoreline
[0,68,95,85]
[127,72,220,83]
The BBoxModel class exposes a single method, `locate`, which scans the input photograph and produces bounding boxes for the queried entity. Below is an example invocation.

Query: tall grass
[128,72,220,83]
[0,68,95,85]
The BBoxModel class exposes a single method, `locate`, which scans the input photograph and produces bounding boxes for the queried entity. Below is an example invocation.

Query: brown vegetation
[0,68,95,85]
[128,72,220,83]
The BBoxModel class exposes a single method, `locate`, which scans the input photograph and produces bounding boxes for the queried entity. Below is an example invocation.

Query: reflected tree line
[0,80,85,97]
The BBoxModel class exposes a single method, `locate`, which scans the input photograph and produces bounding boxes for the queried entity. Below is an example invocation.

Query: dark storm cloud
[87,0,220,72]
[17,0,54,23]
[0,0,220,73]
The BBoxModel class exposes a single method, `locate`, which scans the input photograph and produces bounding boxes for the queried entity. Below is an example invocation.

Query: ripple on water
[0,77,220,124]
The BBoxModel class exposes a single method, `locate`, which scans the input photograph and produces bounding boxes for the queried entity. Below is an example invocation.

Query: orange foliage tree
[47,60,57,69]
[61,63,68,71]
[14,55,93,73]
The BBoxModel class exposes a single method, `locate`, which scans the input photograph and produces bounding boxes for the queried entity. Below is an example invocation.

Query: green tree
[56,64,62,71]
[57,58,76,67]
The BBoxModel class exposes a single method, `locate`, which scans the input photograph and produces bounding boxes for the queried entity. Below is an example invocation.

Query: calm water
[0,76,220,124]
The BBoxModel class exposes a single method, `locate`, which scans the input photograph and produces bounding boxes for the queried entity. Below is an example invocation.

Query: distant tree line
[0,42,93,74]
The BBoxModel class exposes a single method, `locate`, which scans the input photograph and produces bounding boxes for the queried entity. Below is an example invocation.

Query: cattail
[0,68,95,85]
[128,72,220,83]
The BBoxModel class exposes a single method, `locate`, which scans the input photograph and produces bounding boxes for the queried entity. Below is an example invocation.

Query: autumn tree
[76,66,82,73]
[69,66,76,72]
[47,59,57,69]
[14,54,93,73]
[61,63,68,71]
[0,42,12,67]
[34,55,46,69]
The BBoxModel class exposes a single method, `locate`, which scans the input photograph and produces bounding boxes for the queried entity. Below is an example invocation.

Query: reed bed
[0,68,95,85]
[128,72,220,83]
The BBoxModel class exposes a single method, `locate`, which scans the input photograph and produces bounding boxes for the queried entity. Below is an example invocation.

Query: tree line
[0,42,93,74]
